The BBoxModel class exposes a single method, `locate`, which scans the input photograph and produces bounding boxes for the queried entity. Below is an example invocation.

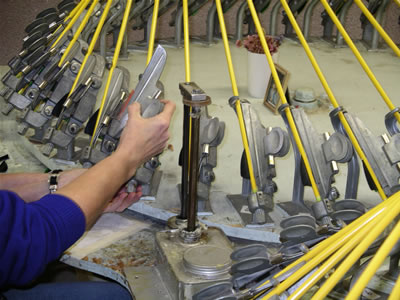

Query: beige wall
[0,0,61,64]
[1,0,399,64]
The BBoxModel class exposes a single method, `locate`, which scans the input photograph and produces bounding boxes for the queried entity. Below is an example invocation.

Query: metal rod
[180,104,191,220]
[335,0,353,47]
[235,1,247,40]
[303,0,319,40]
[269,1,282,36]
[206,3,217,44]
[187,107,200,232]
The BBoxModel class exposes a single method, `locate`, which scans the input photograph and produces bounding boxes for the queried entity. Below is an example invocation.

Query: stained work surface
[82,230,158,273]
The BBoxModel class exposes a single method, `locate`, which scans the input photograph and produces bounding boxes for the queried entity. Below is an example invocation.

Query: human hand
[115,99,176,177]
[103,185,142,213]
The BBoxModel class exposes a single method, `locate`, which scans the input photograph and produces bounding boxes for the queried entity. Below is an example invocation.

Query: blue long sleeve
[0,190,86,288]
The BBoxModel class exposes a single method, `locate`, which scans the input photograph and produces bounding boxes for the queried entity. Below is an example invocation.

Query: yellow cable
[183,0,190,82]
[59,0,99,66]
[215,0,239,96]
[69,0,113,96]
[52,0,85,40]
[354,0,400,57]
[347,219,400,299]
[312,193,400,299]
[236,100,258,193]
[388,270,400,300]
[393,0,400,8]
[146,0,160,65]
[258,197,392,298]
[214,0,258,193]
[65,0,85,21]
[320,0,400,124]
[247,0,321,201]
[51,0,91,49]
[278,0,387,200]
[255,3,398,293]
[90,0,133,146]
[287,200,395,300]
[261,201,389,299]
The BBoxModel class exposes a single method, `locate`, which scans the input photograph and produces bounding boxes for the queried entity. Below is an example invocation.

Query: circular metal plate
[332,209,363,224]
[58,2,76,13]
[183,245,232,278]
[28,23,50,36]
[42,12,59,24]
[230,244,267,261]
[192,282,232,300]
[231,257,271,275]
[58,0,75,10]
[280,224,316,241]
[36,8,57,19]
[280,214,316,229]
[25,18,46,34]
[334,199,366,213]
[23,31,42,50]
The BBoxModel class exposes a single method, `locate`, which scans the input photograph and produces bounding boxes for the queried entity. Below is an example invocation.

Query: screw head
[28,91,36,99]
[68,123,79,134]
[44,106,53,116]
[105,141,115,153]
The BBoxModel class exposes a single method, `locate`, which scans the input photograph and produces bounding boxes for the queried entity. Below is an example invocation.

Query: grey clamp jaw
[82,45,167,196]
[331,107,400,198]
[229,97,290,225]
[117,44,167,134]
[280,105,356,211]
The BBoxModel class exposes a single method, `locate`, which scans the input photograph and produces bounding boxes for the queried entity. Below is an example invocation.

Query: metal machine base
[227,194,275,226]
[155,227,233,300]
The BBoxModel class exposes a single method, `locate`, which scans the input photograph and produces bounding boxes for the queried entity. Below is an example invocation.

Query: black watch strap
[48,169,62,193]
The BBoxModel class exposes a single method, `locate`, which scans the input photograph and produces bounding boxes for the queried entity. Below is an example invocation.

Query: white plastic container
[247,52,278,98]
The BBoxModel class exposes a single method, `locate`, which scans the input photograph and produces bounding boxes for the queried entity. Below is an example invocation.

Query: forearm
[0,173,49,202]
[0,173,47,190]
[57,152,137,228]
[0,170,86,202]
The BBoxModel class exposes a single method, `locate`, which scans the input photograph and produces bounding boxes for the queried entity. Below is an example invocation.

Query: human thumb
[128,102,142,118]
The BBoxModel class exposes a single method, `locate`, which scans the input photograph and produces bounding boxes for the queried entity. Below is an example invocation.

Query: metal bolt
[39,81,48,90]
[22,65,31,74]
[149,157,159,169]
[44,106,53,116]
[105,141,115,153]
[205,171,215,182]
[70,63,80,74]
[328,187,339,201]
[68,123,79,134]
[28,91,35,99]
[82,162,92,169]
[92,78,101,89]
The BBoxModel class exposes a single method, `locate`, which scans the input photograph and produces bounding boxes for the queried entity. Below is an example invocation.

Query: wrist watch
[48,169,63,193]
